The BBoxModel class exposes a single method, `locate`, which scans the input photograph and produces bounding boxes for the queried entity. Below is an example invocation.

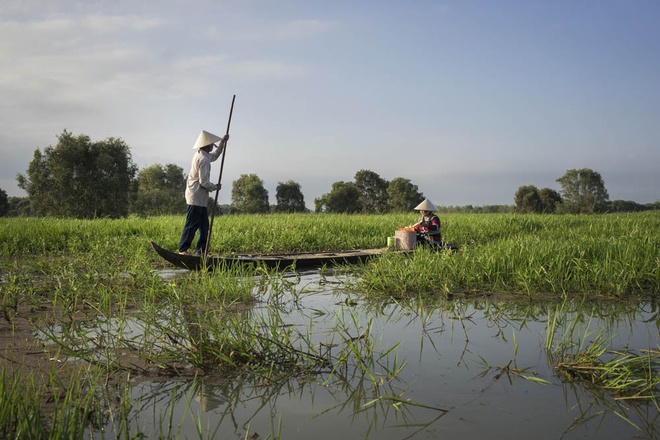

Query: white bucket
[395,230,416,250]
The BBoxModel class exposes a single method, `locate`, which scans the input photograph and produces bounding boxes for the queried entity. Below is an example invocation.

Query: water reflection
[44,270,660,439]
[126,368,449,440]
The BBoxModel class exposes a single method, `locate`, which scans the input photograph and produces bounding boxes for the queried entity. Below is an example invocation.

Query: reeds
[358,212,660,298]
[546,301,660,400]
[0,212,658,437]
[2,212,658,299]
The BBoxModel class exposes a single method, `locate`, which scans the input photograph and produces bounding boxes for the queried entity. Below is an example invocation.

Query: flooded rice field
[43,269,660,439]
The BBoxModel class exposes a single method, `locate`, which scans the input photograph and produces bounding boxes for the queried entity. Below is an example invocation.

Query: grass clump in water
[554,345,660,400]
[546,302,660,401]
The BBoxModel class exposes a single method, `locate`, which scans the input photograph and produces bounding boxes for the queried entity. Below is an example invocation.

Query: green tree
[538,188,562,213]
[231,174,270,213]
[16,130,137,218]
[514,185,543,213]
[0,188,8,216]
[645,200,660,210]
[387,177,424,212]
[131,164,185,215]
[607,200,647,213]
[315,181,361,213]
[16,149,54,216]
[556,168,609,214]
[275,180,306,213]
[7,197,30,216]
[354,169,389,213]
[313,196,325,213]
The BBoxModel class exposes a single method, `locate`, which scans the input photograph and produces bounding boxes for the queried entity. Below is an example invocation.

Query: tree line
[514,168,659,214]
[1,131,657,218]
[3,131,428,218]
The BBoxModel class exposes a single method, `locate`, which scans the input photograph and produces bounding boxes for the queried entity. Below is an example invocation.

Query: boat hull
[149,241,389,271]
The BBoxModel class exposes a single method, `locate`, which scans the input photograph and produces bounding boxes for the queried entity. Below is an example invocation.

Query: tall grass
[0,366,139,439]
[2,240,658,439]
[546,301,660,401]
[0,213,405,257]
[2,212,657,438]
[359,212,660,298]
[2,212,658,299]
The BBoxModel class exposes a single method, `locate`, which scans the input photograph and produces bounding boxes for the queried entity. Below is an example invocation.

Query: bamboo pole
[205,94,236,256]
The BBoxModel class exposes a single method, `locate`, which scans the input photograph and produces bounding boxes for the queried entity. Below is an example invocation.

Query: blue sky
[1,0,659,208]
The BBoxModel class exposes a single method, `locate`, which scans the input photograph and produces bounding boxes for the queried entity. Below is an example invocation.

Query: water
[49,270,660,439]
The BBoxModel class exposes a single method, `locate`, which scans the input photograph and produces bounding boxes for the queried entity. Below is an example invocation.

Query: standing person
[178,130,229,256]
[412,198,442,246]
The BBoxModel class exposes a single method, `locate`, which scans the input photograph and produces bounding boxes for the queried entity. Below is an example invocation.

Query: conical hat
[192,130,222,149]
[414,198,437,211]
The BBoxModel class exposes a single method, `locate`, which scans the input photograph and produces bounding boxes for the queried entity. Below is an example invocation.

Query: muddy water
[103,271,660,438]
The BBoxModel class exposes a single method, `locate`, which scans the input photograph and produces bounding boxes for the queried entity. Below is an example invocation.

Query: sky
[1,0,659,208]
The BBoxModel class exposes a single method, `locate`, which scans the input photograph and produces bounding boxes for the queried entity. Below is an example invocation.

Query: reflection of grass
[547,302,660,400]
[30,274,439,437]
[1,213,659,437]
[35,300,446,438]
[546,301,660,435]
[553,339,660,400]
[478,329,552,385]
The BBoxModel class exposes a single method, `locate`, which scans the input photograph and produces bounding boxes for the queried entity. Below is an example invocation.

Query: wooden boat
[150,241,390,271]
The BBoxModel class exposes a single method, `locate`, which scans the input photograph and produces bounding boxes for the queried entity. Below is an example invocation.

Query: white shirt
[184,143,224,207]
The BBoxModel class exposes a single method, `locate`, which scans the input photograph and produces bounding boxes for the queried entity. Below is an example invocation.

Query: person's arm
[413,216,429,231]
[209,135,229,162]
[198,160,217,192]
[426,217,441,236]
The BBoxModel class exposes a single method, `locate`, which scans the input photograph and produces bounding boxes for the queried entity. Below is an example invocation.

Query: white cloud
[223,60,308,80]
[1,10,308,113]
[226,18,336,42]
[79,14,164,32]
[1,1,658,207]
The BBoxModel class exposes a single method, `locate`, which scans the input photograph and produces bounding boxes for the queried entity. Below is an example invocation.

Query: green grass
[1,212,658,299]
[358,212,660,298]
[546,301,660,402]
[0,213,403,257]
[0,209,658,439]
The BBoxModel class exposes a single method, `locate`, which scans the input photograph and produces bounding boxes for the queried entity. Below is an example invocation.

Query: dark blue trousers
[178,205,209,254]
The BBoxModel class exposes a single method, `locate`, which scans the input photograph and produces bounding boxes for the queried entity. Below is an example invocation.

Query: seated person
[412,198,442,246]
